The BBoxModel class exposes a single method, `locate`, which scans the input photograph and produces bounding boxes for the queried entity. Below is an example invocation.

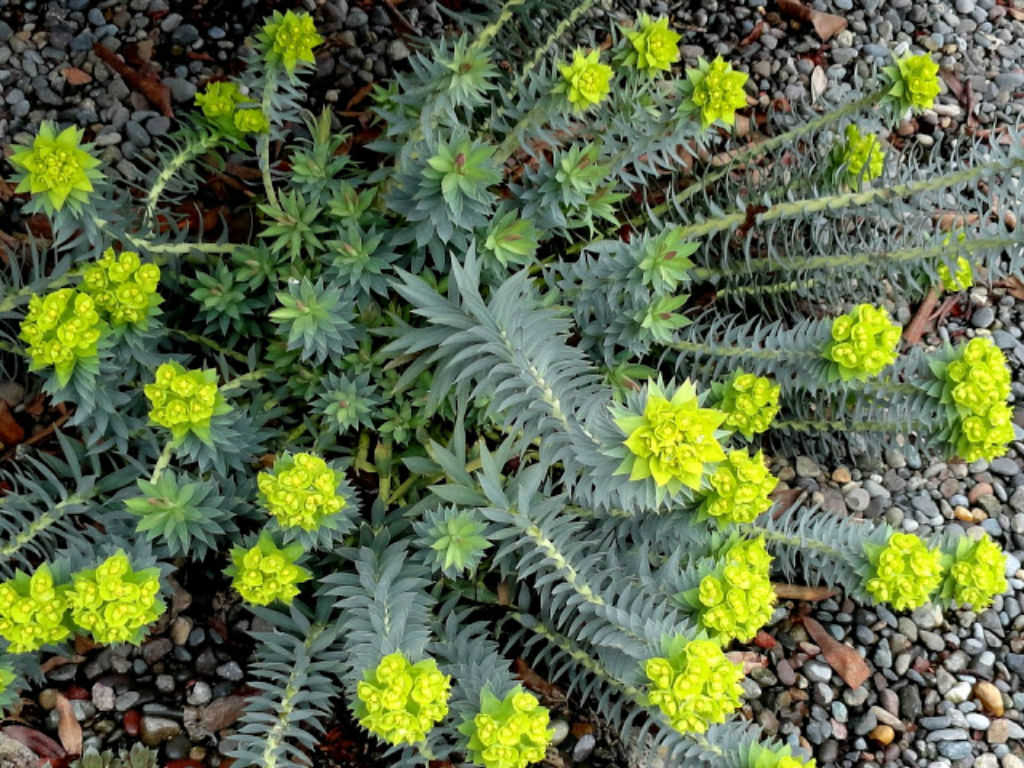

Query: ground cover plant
[1,2,1023,767]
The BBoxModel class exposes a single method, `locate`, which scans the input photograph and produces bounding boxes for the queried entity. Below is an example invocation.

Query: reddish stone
[123,710,140,736]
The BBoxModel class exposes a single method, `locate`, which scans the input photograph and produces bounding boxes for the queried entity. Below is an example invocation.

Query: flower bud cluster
[258,10,323,75]
[144,362,224,443]
[558,49,614,111]
[194,81,269,135]
[715,370,780,439]
[66,552,163,645]
[81,248,161,327]
[824,303,901,380]
[833,124,884,186]
[700,450,776,526]
[354,652,451,745]
[462,688,553,768]
[644,638,744,734]
[621,14,681,73]
[697,537,776,642]
[20,288,104,387]
[227,535,311,606]
[886,53,940,111]
[944,534,1007,610]
[0,565,72,652]
[864,532,943,610]
[686,56,749,128]
[258,453,347,531]
[940,337,1013,461]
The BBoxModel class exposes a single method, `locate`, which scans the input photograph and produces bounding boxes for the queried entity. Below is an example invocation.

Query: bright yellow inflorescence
[66,552,163,645]
[558,49,614,110]
[144,362,224,443]
[9,122,102,212]
[20,288,104,387]
[700,451,777,526]
[260,10,323,74]
[258,452,347,531]
[81,248,161,327]
[834,124,885,186]
[688,56,748,128]
[645,638,744,734]
[0,565,71,653]
[228,536,311,606]
[462,688,553,768]
[354,652,451,745]
[697,537,776,642]
[824,303,901,381]
[716,370,780,440]
[945,534,1007,610]
[622,14,681,73]
[941,337,1013,461]
[864,532,943,610]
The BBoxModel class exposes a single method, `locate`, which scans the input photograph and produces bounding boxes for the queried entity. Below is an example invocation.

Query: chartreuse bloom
[81,248,162,327]
[258,10,323,75]
[614,380,727,492]
[699,451,777,526]
[693,537,776,642]
[8,121,103,214]
[19,288,105,387]
[258,452,349,532]
[823,303,902,381]
[66,551,163,645]
[644,636,744,734]
[234,108,271,134]
[459,687,553,768]
[354,652,451,745]
[748,742,817,768]
[863,532,943,610]
[684,56,749,128]
[557,49,614,111]
[832,124,885,187]
[938,256,972,292]
[621,14,681,74]
[195,81,247,121]
[0,564,72,653]
[940,533,1007,610]
[883,52,941,112]
[144,361,230,445]
[714,370,780,440]
[226,533,311,606]
[934,337,1013,461]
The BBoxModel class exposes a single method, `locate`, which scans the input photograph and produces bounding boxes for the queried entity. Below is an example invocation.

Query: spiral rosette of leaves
[862,533,943,611]
[644,636,744,734]
[680,56,749,128]
[353,652,451,746]
[8,121,103,215]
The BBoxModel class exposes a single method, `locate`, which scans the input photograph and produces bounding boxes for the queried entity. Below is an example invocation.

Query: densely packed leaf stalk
[1,2,1022,767]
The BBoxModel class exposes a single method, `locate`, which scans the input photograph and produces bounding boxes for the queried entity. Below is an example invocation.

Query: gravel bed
[2,1,1024,767]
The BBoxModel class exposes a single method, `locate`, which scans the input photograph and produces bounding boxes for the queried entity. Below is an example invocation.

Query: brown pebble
[953,506,973,522]
[968,482,994,503]
[37,688,58,710]
[870,724,895,746]
[974,681,1005,717]
[972,508,989,522]
[832,467,852,484]
[776,659,797,686]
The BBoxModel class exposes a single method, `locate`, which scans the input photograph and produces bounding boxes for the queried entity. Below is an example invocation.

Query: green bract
[144,362,230,445]
[863,532,943,610]
[683,56,748,128]
[621,14,681,74]
[19,288,105,387]
[354,652,451,745]
[823,303,901,381]
[257,452,353,538]
[194,80,250,135]
[258,9,323,75]
[938,255,973,292]
[831,124,885,187]
[941,533,1007,610]
[0,564,72,653]
[712,370,780,440]
[699,450,777,526]
[234,108,271,134]
[693,536,776,642]
[747,743,818,768]
[557,49,614,111]
[226,533,311,606]
[459,687,553,768]
[644,637,744,734]
[81,248,162,328]
[932,337,1013,461]
[8,121,102,214]
[66,551,163,645]
[883,52,941,112]
[613,380,727,492]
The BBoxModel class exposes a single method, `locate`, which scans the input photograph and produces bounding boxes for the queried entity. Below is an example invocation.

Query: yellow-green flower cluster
[233,108,270,134]
[558,49,613,111]
[833,124,885,186]
[0,565,71,653]
[460,687,553,768]
[943,534,1007,610]
[686,56,748,128]
[19,288,104,387]
[258,452,347,531]
[715,370,780,439]
[748,743,818,768]
[144,362,228,444]
[354,652,451,745]
[644,638,744,734]
[938,255,973,292]
[885,53,941,112]
[696,537,776,642]
[941,337,1013,461]
[700,451,777,526]
[823,303,902,381]
[8,121,102,213]
[864,533,943,611]
[621,15,681,73]
[614,381,726,492]
[226,534,311,606]
[195,81,247,121]
[259,10,323,75]
[66,552,163,645]
[81,248,161,327]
